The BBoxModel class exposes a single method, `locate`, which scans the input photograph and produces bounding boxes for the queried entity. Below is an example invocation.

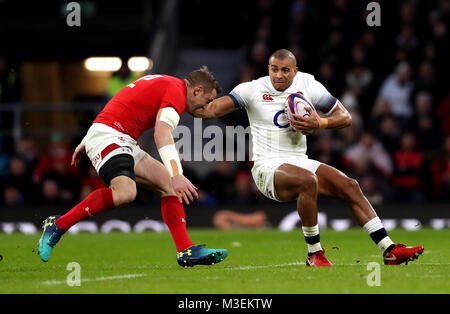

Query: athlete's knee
[342,177,362,199]
[298,172,318,193]
[287,170,318,196]
[275,165,318,200]
[110,180,137,206]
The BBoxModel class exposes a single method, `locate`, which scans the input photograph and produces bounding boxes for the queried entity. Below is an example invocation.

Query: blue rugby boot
[177,245,228,267]
[38,215,66,262]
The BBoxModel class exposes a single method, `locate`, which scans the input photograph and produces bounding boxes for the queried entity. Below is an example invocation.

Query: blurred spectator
[360,30,378,64]
[199,161,236,205]
[319,29,346,67]
[106,62,139,99]
[39,170,81,205]
[3,186,23,207]
[345,64,373,98]
[79,161,106,200]
[15,137,39,171]
[399,0,418,25]
[411,60,440,101]
[33,132,79,183]
[431,135,450,200]
[343,132,393,178]
[408,91,442,152]
[309,133,342,169]
[33,133,81,204]
[436,93,450,136]
[390,132,429,202]
[2,154,37,205]
[254,15,273,43]
[359,176,384,206]
[340,90,359,111]
[240,40,271,82]
[395,25,419,61]
[341,131,390,205]
[234,169,258,204]
[40,172,63,205]
[377,116,402,154]
[377,62,414,121]
[317,61,342,96]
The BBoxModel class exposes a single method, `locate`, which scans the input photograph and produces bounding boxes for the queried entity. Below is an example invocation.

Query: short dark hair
[270,49,297,67]
[185,66,222,94]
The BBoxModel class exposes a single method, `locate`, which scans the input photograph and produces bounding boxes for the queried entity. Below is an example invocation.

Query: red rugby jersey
[94,75,187,140]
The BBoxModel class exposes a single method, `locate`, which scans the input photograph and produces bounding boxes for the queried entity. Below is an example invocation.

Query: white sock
[302,224,323,254]
[363,217,395,253]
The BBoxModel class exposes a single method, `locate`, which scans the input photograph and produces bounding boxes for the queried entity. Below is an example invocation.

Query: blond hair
[185,66,222,94]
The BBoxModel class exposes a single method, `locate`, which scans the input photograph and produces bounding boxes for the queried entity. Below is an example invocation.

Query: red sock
[55,188,115,230]
[161,196,194,252]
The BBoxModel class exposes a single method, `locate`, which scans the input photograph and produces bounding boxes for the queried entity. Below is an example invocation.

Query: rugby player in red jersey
[38,67,228,267]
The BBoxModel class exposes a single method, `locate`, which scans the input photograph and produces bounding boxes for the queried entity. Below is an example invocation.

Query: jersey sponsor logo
[262,93,274,102]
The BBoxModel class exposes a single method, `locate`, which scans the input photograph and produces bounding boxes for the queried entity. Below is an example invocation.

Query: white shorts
[81,123,146,173]
[251,156,322,202]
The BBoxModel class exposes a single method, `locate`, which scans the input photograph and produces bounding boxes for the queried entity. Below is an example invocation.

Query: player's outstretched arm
[290,101,352,133]
[191,96,236,119]
[154,119,198,204]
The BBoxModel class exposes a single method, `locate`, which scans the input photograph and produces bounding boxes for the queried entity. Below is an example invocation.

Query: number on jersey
[128,75,162,88]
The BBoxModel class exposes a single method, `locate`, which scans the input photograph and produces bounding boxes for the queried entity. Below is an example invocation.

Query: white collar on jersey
[262,72,301,96]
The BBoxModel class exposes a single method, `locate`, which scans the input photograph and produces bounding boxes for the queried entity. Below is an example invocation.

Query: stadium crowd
[0,0,449,208]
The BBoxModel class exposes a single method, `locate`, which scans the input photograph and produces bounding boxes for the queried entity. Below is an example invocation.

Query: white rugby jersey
[229,71,338,161]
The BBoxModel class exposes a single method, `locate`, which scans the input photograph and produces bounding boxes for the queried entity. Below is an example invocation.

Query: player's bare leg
[275,164,319,226]
[109,176,137,206]
[274,163,332,266]
[315,164,424,264]
[135,153,175,196]
[315,164,376,226]
[134,153,228,267]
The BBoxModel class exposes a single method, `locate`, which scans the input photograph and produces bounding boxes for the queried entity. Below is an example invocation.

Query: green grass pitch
[0,228,449,294]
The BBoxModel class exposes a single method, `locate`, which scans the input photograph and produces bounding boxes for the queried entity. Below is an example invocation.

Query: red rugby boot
[383,244,424,265]
[306,250,333,267]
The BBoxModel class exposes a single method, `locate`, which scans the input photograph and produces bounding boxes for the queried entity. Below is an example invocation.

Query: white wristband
[158,144,183,177]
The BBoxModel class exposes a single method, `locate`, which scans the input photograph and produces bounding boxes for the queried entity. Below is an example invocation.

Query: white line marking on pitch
[41,274,146,286]
[226,262,305,270]
[225,261,450,270]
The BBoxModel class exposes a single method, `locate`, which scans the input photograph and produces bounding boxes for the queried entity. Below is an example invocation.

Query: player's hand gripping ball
[284,92,316,134]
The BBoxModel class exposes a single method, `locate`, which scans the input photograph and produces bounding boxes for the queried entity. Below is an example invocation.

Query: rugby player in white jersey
[194,49,424,266]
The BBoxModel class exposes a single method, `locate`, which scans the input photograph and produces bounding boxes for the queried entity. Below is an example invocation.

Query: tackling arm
[154,111,198,204]
[191,96,237,119]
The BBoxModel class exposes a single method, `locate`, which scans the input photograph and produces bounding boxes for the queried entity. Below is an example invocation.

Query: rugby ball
[284,92,315,122]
